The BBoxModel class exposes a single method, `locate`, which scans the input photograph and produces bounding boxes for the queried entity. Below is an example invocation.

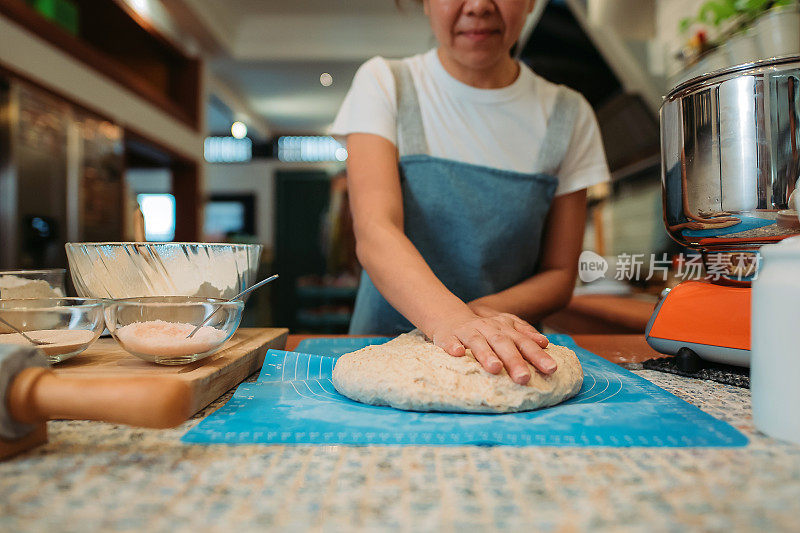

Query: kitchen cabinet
[273,170,358,333]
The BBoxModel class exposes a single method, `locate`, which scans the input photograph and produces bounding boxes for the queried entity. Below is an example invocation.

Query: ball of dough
[332,330,583,413]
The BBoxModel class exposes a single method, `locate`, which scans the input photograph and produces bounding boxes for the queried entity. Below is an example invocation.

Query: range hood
[517,0,663,180]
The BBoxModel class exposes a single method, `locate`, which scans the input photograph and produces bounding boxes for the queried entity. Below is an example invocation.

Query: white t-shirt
[330,49,610,196]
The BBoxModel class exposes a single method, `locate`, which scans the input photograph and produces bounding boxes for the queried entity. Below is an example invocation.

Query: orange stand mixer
[645,55,800,368]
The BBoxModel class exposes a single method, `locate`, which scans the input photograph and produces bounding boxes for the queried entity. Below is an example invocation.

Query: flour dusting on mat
[115,320,227,356]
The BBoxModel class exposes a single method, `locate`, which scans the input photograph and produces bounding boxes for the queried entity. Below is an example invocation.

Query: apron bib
[349,61,581,335]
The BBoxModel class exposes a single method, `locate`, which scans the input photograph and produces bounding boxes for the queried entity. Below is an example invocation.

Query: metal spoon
[0,315,52,346]
[186,274,279,339]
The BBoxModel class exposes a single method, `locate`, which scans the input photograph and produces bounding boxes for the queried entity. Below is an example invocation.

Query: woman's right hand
[429,310,557,385]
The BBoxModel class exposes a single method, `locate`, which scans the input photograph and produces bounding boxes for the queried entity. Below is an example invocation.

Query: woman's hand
[469,303,550,346]
[429,307,556,385]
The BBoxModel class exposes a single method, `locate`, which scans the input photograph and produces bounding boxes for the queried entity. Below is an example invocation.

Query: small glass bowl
[0,298,105,363]
[105,296,244,365]
[0,269,66,299]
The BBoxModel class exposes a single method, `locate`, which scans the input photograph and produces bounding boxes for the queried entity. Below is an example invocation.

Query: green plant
[679,0,797,33]
[700,0,737,26]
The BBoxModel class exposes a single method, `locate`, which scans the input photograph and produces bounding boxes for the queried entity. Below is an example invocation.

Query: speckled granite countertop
[2,369,799,532]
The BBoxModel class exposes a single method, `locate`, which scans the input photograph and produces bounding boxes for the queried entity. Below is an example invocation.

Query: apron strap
[535,86,583,177]
[387,60,429,156]
[388,60,581,173]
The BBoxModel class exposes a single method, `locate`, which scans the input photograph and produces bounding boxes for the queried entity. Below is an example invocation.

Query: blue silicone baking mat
[682,215,775,237]
[182,335,747,447]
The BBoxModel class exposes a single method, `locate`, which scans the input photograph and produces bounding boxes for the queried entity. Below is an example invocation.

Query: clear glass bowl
[0,269,66,299]
[105,296,244,365]
[0,298,105,363]
[65,242,261,299]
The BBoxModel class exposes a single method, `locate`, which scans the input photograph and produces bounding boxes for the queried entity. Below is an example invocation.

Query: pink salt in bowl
[104,296,244,365]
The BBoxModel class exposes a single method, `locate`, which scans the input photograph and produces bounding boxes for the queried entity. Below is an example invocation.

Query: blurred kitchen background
[0,0,797,333]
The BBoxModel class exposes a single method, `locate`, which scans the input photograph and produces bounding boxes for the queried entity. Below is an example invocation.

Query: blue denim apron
[349,61,581,335]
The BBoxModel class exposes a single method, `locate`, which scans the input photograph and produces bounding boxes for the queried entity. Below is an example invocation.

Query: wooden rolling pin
[1,345,191,459]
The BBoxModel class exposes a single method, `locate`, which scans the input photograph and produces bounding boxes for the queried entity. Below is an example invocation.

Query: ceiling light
[320,73,333,87]
[129,0,150,17]
[231,121,247,139]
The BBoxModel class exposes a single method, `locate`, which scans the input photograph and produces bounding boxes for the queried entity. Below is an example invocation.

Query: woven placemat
[639,356,750,388]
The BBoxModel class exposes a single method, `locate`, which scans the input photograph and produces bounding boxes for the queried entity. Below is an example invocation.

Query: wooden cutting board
[54,327,288,415]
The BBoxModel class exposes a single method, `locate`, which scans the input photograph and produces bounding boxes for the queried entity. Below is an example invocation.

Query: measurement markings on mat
[182,336,748,448]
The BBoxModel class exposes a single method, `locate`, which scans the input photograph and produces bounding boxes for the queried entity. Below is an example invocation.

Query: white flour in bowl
[0,275,63,299]
[115,320,227,356]
[0,329,95,356]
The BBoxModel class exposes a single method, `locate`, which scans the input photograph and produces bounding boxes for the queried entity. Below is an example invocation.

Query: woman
[331,0,610,384]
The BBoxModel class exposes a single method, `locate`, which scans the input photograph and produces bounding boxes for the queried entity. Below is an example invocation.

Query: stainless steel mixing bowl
[65,243,262,299]
[661,55,800,252]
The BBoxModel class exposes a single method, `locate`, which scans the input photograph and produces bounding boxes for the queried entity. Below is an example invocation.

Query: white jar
[751,235,800,443]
